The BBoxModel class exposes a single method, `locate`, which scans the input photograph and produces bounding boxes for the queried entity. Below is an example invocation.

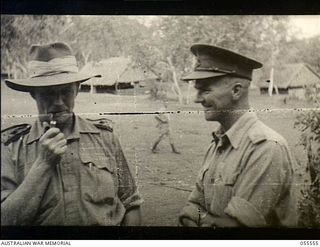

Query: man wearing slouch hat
[179,44,298,227]
[1,42,143,225]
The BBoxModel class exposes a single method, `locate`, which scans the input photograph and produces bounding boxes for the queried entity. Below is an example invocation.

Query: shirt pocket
[79,150,117,205]
[205,168,237,216]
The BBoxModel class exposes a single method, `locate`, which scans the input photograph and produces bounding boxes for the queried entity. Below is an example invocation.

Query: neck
[220,103,250,131]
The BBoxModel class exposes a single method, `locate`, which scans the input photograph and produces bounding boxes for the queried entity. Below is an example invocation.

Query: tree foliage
[294,85,320,227]
[277,34,320,75]
[1,15,68,77]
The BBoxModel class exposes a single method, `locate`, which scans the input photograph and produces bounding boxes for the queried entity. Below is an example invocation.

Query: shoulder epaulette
[86,118,113,132]
[248,123,267,144]
[1,124,32,146]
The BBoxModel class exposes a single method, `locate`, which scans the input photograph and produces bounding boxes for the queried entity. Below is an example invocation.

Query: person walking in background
[151,101,181,154]
[1,42,143,225]
[179,44,298,227]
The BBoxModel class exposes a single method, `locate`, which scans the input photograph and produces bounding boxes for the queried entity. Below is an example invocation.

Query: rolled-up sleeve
[225,196,267,226]
[224,140,295,227]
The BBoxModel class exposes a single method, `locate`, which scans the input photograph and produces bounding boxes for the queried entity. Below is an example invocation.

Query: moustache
[39,110,70,123]
[49,107,69,113]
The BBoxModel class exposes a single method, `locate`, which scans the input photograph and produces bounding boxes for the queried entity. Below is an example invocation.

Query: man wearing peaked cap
[182,44,263,81]
[1,42,143,225]
[179,44,298,227]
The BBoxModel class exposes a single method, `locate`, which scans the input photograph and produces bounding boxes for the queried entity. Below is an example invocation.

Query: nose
[194,91,204,104]
[52,92,64,105]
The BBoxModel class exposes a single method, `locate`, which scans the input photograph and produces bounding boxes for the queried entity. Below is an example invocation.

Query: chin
[204,114,216,121]
[204,110,217,121]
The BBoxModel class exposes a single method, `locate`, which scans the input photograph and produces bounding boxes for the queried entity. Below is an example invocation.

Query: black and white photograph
[1,12,320,240]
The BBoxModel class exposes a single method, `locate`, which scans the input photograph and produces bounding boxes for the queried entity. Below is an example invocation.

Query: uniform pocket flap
[220,161,239,186]
[79,149,115,173]
[79,135,116,173]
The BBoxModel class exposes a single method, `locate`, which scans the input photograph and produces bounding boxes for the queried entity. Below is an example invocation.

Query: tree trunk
[186,81,193,104]
[90,80,94,94]
[82,51,91,65]
[6,66,11,79]
[166,57,183,104]
[268,67,274,96]
[115,82,119,94]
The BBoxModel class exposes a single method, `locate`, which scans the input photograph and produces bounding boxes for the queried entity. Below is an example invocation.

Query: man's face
[31,82,79,126]
[194,76,233,122]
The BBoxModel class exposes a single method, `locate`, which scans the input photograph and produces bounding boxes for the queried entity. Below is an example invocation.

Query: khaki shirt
[1,116,143,225]
[180,112,298,227]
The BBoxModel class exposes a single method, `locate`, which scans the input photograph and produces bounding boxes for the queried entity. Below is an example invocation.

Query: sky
[290,15,320,38]
[130,15,320,39]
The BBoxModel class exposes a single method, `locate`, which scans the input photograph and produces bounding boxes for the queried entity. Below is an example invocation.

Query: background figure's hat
[181,44,263,81]
[5,42,101,92]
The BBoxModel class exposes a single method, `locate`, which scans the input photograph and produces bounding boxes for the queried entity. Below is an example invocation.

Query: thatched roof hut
[255,63,320,98]
[80,57,158,94]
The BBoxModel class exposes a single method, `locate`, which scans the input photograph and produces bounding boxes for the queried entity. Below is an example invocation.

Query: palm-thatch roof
[80,57,159,87]
[255,63,320,89]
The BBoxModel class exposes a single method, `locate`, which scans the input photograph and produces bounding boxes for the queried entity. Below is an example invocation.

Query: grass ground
[1,82,315,226]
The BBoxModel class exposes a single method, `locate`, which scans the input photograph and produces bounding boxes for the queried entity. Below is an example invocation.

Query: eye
[201,89,211,94]
[62,89,69,94]
[61,88,73,95]
[36,89,52,98]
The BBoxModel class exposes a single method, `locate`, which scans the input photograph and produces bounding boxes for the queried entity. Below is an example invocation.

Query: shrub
[294,84,320,227]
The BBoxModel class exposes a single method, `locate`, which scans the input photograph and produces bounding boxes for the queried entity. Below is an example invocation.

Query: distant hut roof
[81,57,158,86]
[118,68,158,84]
[256,63,320,89]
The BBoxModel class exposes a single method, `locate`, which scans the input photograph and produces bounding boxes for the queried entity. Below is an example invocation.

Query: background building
[257,63,320,99]
[80,57,159,95]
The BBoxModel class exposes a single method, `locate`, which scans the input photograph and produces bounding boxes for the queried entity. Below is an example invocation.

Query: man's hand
[180,217,199,227]
[200,213,243,227]
[37,126,67,165]
[199,213,216,227]
[1,125,67,225]
[121,207,142,226]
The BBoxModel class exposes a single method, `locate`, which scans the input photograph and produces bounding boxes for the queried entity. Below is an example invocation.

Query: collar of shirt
[212,111,259,149]
[211,125,224,144]
[25,115,100,145]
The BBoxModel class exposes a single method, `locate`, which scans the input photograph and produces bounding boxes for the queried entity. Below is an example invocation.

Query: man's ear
[231,82,243,101]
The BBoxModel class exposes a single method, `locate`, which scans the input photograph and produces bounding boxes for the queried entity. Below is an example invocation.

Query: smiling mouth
[204,109,222,114]
[204,108,214,112]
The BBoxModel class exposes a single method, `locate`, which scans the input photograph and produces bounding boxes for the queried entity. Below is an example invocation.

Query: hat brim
[181,71,226,81]
[5,72,101,92]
